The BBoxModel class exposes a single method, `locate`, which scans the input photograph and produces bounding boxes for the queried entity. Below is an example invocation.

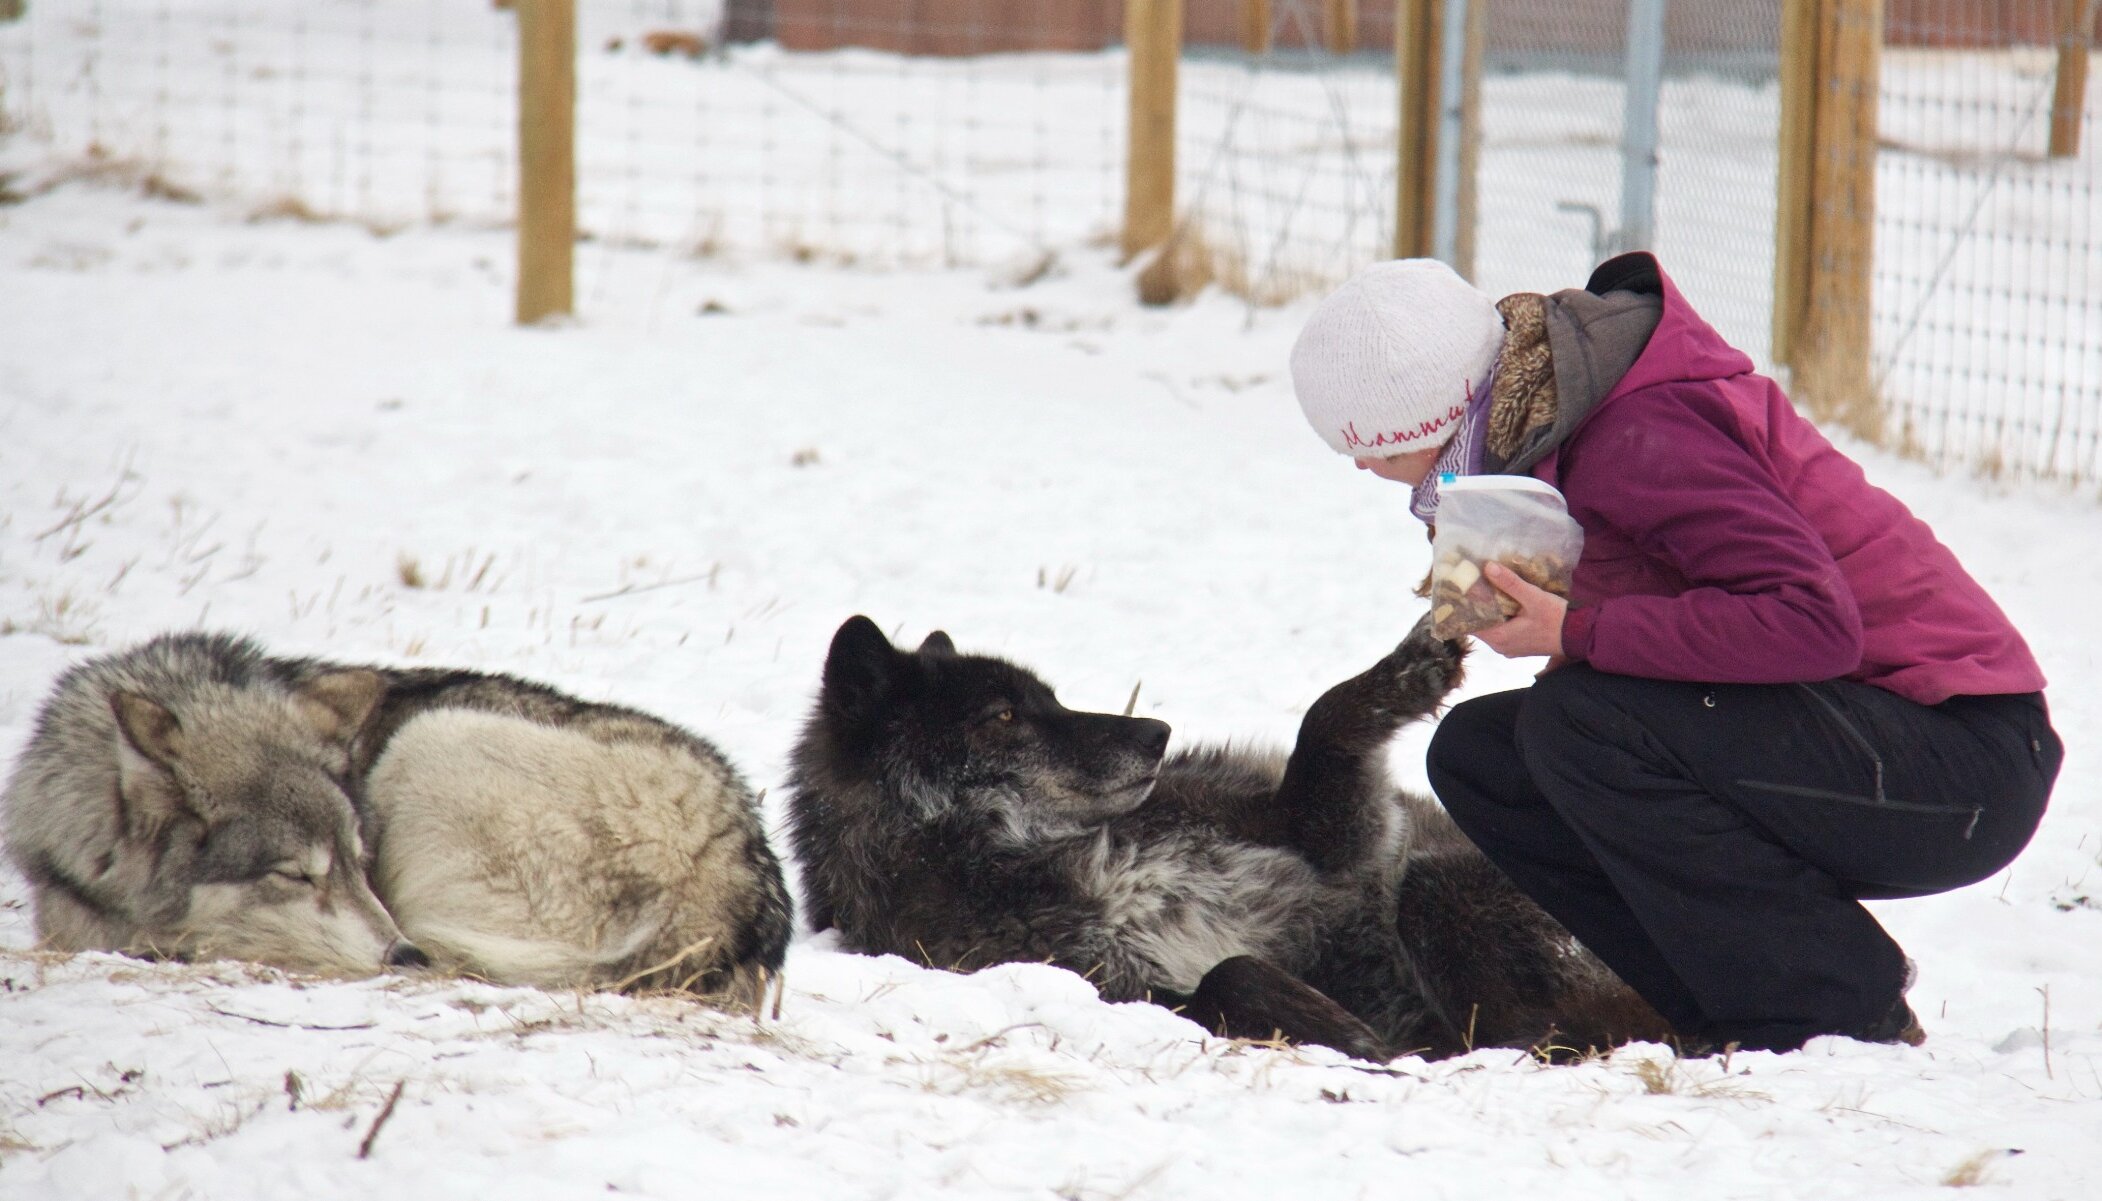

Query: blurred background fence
[0,1,2094,484]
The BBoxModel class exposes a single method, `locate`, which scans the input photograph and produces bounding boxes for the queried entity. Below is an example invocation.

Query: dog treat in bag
[1428,474,1584,639]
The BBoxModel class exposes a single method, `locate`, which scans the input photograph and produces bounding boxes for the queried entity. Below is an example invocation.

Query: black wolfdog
[786,615,1664,1060]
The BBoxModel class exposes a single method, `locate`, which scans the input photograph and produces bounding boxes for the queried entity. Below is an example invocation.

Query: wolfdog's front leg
[1274,614,1465,873]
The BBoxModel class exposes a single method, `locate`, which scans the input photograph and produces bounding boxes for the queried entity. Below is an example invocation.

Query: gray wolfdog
[2,632,791,998]
[786,615,1665,1060]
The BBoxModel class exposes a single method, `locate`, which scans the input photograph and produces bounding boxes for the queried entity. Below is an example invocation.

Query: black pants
[1427,666,2061,1051]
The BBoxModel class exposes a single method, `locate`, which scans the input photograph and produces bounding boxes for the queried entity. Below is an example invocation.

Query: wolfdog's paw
[1378,612,1468,713]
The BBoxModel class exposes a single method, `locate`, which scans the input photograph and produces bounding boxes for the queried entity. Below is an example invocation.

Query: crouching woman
[1288,252,2063,1052]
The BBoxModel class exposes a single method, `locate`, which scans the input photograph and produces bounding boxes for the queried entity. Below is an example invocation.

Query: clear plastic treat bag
[1428,475,1585,639]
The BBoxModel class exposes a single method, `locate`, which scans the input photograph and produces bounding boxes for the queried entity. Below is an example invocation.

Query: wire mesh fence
[1171,5,1400,306]
[0,0,2094,482]
[0,0,1125,268]
[0,0,515,228]
[645,1,1126,269]
[1471,1,1782,367]
[1876,0,2102,481]
[1165,4,1785,360]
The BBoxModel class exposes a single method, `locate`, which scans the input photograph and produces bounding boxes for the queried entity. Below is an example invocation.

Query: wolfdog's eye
[995,708,1014,723]
[268,865,316,886]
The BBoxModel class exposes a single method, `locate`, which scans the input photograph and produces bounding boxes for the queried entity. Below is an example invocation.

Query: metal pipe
[1431,0,1469,266]
[1619,0,1667,253]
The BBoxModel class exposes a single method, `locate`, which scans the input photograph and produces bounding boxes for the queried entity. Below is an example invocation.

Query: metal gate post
[1430,0,1468,270]
[1619,0,1667,253]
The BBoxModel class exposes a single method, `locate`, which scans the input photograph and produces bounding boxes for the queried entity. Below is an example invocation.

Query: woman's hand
[1473,561,1567,660]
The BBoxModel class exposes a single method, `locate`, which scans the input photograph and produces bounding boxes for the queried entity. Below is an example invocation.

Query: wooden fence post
[1327,0,1359,55]
[1123,0,1182,263]
[1773,0,1882,439]
[1394,0,1438,260]
[517,0,576,325]
[2050,0,2098,158]
[1772,0,1815,370]
[1241,0,1272,55]
[1454,0,1482,280]
[1394,0,1478,277]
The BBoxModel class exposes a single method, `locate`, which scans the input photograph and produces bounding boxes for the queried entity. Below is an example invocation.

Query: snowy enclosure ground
[0,166,2098,1199]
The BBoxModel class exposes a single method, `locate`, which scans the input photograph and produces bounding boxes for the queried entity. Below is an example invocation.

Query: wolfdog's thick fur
[1,633,411,972]
[787,615,1665,1059]
[3,633,793,997]
[351,663,793,996]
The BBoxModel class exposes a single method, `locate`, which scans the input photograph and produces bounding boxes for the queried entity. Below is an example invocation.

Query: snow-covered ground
[1,159,2099,1197]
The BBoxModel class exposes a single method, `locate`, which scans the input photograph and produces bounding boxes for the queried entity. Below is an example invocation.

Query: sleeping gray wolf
[2,632,791,998]
[786,614,1666,1060]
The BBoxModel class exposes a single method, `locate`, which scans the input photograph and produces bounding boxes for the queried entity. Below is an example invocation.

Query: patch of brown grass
[1790,339,1886,446]
[21,147,202,205]
[1623,1054,1770,1103]
[1,588,104,645]
[1941,1150,2003,1188]
[920,1053,1085,1106]
[1132,227,1321,308]
[248,194,328,224]
[0,1125,38,1161]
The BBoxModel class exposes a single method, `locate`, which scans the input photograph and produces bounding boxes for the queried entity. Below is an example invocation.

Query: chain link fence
[1,0,2094,482]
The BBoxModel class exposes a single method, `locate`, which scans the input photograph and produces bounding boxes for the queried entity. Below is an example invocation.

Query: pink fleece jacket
[1540,259,2045,706]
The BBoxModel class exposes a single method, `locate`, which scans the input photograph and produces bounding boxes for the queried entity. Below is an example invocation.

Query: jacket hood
[1583,252,1755,400]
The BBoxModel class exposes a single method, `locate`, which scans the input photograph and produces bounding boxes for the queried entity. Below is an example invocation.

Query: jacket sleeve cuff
[1561,604,1597,662]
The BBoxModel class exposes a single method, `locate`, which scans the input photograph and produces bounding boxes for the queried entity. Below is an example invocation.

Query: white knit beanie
[1290,259,1505,458]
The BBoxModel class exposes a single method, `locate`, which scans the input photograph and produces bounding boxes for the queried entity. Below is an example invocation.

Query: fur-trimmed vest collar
[1482,257,1666,475]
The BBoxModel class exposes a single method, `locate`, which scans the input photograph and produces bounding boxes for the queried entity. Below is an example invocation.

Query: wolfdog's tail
[397,897,674,992]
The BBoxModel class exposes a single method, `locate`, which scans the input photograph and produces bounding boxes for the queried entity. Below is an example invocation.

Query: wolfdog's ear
[823,616,899,722]
[111,692,185,767]
[293,668,387,746]
[917,631,956,656]
[111,692,194,837]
